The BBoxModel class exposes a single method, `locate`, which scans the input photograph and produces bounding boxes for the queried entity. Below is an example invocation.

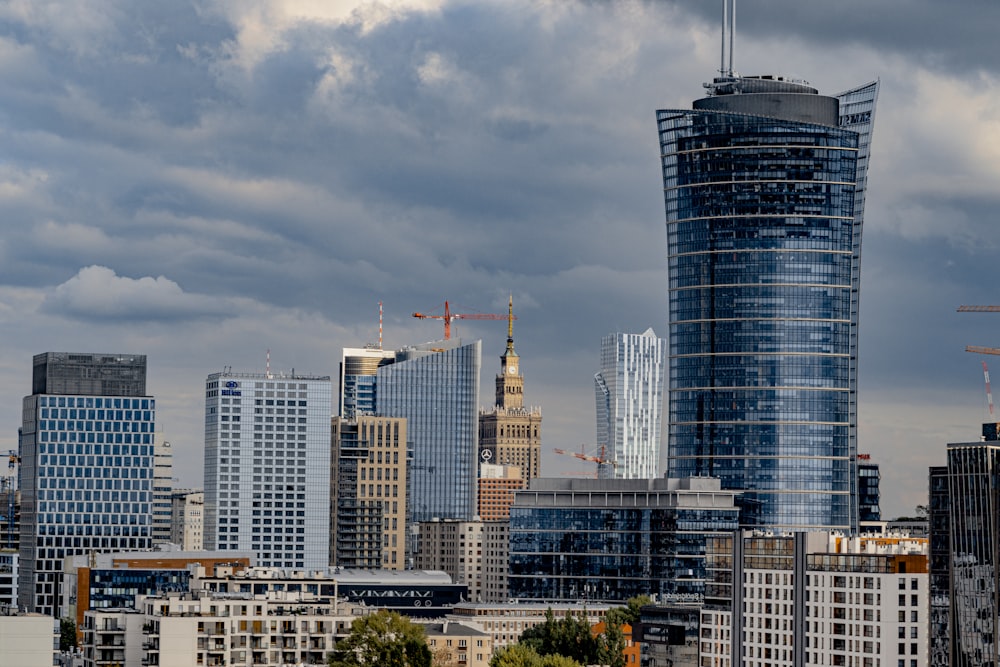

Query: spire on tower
[506,294,515,354]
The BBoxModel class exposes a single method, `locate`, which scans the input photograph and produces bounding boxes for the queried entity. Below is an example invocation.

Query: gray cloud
[0,0,993,518]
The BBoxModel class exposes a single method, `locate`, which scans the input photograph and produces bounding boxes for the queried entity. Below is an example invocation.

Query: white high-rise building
[203,370,332,569]
[151,440,174,545]
[594,329,666,479]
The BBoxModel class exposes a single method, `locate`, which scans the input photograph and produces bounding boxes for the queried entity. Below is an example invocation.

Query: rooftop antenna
[379,301,384,350]
[266,349,272,379]
[720,0,736,77]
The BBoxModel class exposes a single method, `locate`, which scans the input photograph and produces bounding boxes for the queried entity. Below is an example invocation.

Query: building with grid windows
[330,415,408,569]
[376,338,481,523]
[700,531,927,667]
[18,352,155,617]
[934,432,1000,667]
[657,68,878,531]
[339,347,395,418]
[594,329,666,479]
[203,370,332,569]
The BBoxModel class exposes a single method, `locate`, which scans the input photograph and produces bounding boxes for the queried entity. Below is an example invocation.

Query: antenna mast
[379,301,384,350]
[266,349,271,379]
[720,0,737,77]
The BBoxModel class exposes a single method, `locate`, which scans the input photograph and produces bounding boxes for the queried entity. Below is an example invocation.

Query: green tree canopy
[329,611,432,667]
[490,644,582,667]
[60,617,77,652]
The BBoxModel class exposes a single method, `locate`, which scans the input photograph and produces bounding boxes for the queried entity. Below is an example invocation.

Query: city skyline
[0,1,997,520]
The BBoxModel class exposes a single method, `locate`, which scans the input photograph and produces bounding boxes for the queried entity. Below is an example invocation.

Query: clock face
[508,365,518,375]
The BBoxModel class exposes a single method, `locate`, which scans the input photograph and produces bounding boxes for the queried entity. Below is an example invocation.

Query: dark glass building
[657,75,878,531]
[507,478,739,603]
[941,437,1000,667]
[857,458,880,523]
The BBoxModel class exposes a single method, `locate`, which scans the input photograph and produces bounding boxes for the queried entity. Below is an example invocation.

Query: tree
[519,609,599,665]
[59,617,77,652]
[329,611,432,667]
[490,645,581,667]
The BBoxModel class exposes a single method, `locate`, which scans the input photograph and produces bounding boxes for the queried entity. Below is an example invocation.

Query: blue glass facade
[377,338,481,523]
[19,352,155,616]
[508,479,739,603]
[657,78,878,531]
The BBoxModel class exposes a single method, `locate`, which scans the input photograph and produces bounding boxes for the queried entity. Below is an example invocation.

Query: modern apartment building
[479,300,542,485]
[377,338,481,522]
[594,329,666,479]
[656,13,879,529]
[508,477,739,603]
[203,370,333,569]
[19,352,155,616]
[416,518,509,603]
[330,415,408,569]
[700,531,927,667]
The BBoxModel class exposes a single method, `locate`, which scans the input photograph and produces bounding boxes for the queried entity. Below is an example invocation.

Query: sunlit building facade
[203,370,333,570]
[657,76,878,530]
[594,329,666,479]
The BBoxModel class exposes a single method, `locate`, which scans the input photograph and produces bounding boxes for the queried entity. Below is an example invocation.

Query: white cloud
[42,265,235,321]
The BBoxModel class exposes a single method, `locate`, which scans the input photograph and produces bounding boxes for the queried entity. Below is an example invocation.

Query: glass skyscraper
[657,75,878,530]
[19,352,155,616]
[594,329,666,479]
[376,338,481,523]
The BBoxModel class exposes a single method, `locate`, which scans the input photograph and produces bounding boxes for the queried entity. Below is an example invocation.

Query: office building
[203,370,332,569]
[478,299,542,484]
[330,415,408,569]
[151,440,174,545]
[19,352,155,616]
[169,490,204,551]
[857,455,880,526]
[594,329,666,479]
[508,477,739,603]
[657,41,879,528]
[377,338,481,522]
[339,346,395,418]
[477,463,524,521]
[928,465,950,667]
[937,435,1000,667]
[700,531,928,667]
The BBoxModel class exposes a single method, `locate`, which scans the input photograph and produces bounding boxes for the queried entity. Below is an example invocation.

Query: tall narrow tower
[479,297,542,485]
[656,4,878,530]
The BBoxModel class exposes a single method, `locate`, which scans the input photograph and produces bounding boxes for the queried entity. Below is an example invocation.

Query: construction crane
[412,301,514,341]
[553,446,617,479]
[959,306,1000,356]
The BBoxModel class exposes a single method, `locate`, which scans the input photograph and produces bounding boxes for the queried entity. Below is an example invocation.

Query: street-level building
[0,604,58,667]
[447,602,612,650]
[700,531,928,667]
[425,621,493,667]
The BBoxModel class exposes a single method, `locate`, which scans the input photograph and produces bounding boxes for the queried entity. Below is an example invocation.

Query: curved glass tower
[657,75,877,531]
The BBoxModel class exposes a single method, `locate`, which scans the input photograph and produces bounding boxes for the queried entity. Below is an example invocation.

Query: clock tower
[478,296,542,486]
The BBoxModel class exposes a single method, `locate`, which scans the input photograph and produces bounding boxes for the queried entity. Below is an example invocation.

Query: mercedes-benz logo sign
[480,449,493,462]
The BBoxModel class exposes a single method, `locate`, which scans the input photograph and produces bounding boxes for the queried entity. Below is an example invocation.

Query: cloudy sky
[1,0,997,519]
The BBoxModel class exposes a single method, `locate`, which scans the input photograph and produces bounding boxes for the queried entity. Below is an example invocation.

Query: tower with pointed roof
[478,297,542,486]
